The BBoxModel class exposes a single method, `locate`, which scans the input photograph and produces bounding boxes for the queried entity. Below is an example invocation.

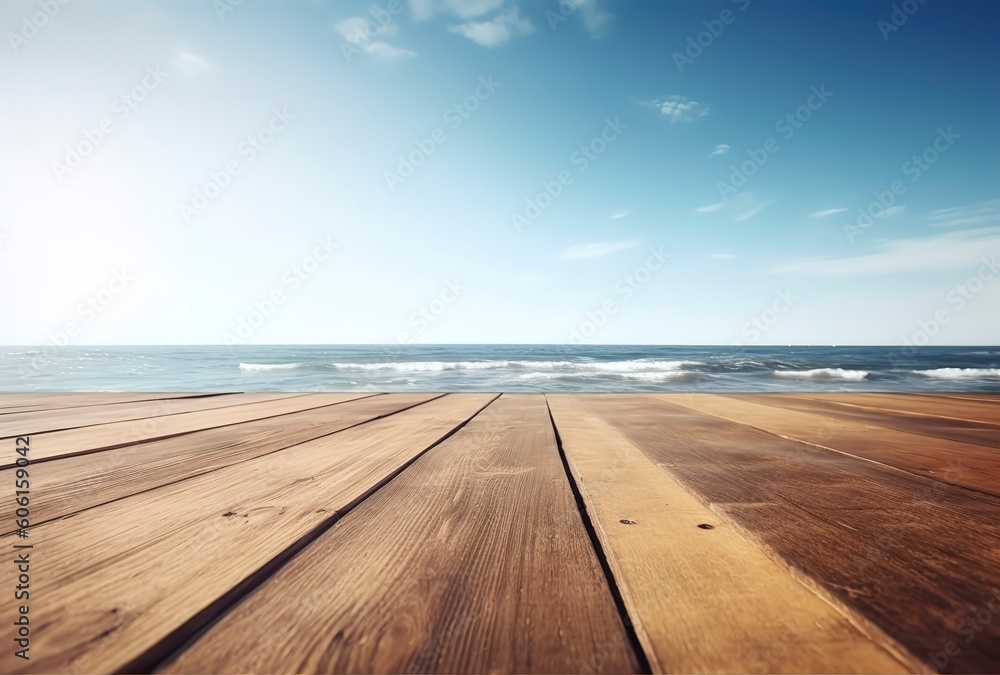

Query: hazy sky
[1,0,998,345]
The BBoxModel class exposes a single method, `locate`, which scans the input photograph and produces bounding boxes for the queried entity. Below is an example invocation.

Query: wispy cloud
[735,200,776,221]
[560,240,641,260]
[410,0,505,20]
[927,198,1000,228]
[809,208,847,219]
[709,144,730,157]
[336,17,416,57]
[610,209,630,219]
[708,253,736,260]
[770,227,1000,276]
[880,205,906,219]
[695,203,724,213]
[448,5,533,47]
[648,95,709,123]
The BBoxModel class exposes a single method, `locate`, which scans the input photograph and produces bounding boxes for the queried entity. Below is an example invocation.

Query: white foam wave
[913,368,1000,379]
[239,363,304,371]
[773,368,869,380]
[323,359,704,373]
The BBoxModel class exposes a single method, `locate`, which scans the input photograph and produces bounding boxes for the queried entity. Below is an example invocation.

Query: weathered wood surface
[546,394,907,674]
[0,392,307,439]
[1,392,999,674]
[664,394,1000,496]
[0,392,223,414]
[162,394,640,675]
[0,394,495,674]
[736,394,1000,449]
[0,394,436,533]
[3,392,371,466]
[614,394,1000,673]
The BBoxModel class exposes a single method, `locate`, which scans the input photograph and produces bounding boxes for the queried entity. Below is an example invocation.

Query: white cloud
[769,227,1000,277]
[695,203,724,213]
[335,17,416,57]
[577,0,613,38]
[927,198,1000,228]
[560,240,641,260]
[878,205,906,219]
[656,96,709,123]
[809,208,847,219]
[410,0,506,20]
[709,144,730,157]
[709,253,735,260]
[735,200,776,221]
[610,209,630,219]
[362,41,418,57]
[448,5,533,47]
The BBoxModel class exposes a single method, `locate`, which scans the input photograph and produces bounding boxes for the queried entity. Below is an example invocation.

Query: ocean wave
[913,368,1000,379]
[773,368,869,380]
[519,370,707,382]
[239,363,304,371]
[237,359,706,374]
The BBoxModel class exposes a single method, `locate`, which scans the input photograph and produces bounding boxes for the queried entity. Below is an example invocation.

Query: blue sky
[1,0,998,345]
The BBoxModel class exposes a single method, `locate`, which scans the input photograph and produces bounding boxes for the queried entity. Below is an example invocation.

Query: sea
[1,345,999,393]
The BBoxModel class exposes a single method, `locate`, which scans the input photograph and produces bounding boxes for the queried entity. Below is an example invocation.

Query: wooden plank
[737,394,1000,449]
[789,393,1000,425]
[586,394,1000,673]
[547,394,907,674]
[0,393,307,439]
[160,394,641,675]
[0,392,224,414]
[664,394,1000,497]
[0,394,437,533]
[0,394,496,675]
[3,393,372,467]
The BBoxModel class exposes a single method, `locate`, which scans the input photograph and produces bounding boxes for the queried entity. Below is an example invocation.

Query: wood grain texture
[592,395,1000,673]
[0,394,436,532]
[161,394,641,675]
[547,394,907,674]
[0,394,496,675]
[665,394,1000,497]
[736,394,1000,449]
[4,392,372,466]
[0,393,307,439]
[0,392,223,414]
[788,393,1000,425]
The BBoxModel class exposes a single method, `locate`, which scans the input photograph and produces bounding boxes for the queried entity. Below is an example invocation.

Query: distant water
[1,345,999,393]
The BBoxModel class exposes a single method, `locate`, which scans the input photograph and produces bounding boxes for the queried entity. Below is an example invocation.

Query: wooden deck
[2,392,999,674]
